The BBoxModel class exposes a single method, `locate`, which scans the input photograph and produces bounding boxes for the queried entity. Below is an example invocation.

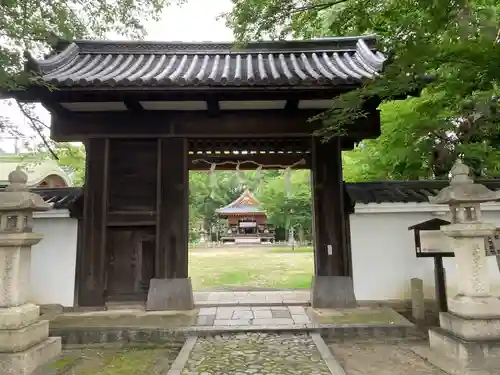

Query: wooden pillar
[78,138,109,306]
[311,136,350,277]
[156,138,189,279]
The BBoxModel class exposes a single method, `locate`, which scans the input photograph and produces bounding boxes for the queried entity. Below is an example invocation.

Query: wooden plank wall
[78,137,190,305]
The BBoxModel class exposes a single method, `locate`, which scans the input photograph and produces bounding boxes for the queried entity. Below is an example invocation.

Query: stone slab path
[194,291,310,306]
[196,305,313,329]
[175,332,335,375]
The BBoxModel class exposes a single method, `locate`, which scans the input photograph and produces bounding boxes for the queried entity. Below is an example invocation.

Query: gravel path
[329,341,448,375]
[181,332,331,374]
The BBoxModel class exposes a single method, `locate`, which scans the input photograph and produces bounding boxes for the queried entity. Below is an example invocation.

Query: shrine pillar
[310,136,356,308]
[146,138,194,311]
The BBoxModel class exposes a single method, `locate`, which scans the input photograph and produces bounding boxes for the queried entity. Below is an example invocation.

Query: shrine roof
[26,36,385,88]
[216,189,265,215]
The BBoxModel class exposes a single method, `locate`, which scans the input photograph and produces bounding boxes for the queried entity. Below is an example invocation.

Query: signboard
[239,222,257,228]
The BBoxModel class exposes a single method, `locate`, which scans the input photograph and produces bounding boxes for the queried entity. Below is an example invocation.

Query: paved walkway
[194,290,310,306]
[196,305,313,329]
[169,332,338,375]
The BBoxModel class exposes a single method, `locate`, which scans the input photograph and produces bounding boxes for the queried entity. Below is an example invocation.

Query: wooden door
[105,227,155,302]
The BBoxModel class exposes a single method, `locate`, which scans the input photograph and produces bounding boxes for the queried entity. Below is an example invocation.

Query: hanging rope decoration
[209,163,218,199]
[192,158,306,199]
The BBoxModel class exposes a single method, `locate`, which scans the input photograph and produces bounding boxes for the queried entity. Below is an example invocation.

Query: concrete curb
[311,333,347,375]
[166,335,198,375]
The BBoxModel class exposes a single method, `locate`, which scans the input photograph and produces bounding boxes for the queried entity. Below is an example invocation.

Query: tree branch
[15,101,58,160]
[293,0,348,13]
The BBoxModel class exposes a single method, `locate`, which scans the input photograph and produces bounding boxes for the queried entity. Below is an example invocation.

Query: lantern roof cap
[429,160,500,205]
[0,166,53,211]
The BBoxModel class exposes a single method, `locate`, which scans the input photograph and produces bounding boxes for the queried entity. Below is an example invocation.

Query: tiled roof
[216,204,266,215]
[28,36,385,88]
[31,187,81,209]
[345,180,500,204]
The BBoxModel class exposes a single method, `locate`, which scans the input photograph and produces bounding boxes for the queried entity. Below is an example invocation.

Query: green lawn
[188,247,313,290]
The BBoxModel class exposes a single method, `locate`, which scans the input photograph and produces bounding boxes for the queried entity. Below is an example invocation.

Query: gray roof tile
[29,36,385,88]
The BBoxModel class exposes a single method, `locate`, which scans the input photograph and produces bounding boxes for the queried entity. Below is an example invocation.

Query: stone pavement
[194,290,310,306]
[196,305,313,329]
[171,332,336,375]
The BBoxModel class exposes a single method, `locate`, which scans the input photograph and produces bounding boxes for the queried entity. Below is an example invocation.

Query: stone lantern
[418,160,500,375]
[429,159,500,317]
[0,167,61,375]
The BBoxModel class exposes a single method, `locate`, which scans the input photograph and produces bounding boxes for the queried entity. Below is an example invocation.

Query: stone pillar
[0,167,61,375]
[422,160,500,375]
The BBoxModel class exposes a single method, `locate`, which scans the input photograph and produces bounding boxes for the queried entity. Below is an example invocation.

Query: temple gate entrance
[12,36,385,309]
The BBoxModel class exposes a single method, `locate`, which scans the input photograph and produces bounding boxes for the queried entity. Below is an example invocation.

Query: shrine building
[216,189,275,244]
[5,35,420,309]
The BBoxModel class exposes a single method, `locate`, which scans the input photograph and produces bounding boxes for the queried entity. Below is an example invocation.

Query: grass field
[188,247,313,290]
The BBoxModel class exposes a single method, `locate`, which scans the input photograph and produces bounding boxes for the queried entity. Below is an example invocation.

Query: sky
[0,0,234,152]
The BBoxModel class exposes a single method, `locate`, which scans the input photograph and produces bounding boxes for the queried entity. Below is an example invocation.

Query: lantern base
[0,337,61,375]
[448,295,500,319]
[424,326,500,375]
[439,312,500,340]
[0,304,39,330]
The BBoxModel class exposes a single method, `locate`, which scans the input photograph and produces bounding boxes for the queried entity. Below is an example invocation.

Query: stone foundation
[146,278,194,311]
[311,276,357,309]
[0,304,61,375]
[0,337,61,375]
[428,327,500,375]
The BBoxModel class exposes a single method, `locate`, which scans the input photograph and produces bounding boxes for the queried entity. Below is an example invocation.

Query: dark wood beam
[16,85,356,103]
[189,153,310,170]
[50,110,380,141]
[206,96,220,116]
[123,99,144,112]
[285,99,299,111]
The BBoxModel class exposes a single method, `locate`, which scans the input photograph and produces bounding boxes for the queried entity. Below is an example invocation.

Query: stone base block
[448,295,500,319]
[429,327,500,372]
[0,304,39,330]
[0,337,61,375]
[440,312,500,340]
[146,278,194,311]
[311,276,357,309]
[0,320,49,353]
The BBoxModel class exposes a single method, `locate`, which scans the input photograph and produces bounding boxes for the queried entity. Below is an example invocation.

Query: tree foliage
[0,0,176,167]
[225,0,500,179]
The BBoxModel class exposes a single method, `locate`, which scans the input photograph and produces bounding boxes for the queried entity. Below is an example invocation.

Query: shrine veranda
[10,35,409,308]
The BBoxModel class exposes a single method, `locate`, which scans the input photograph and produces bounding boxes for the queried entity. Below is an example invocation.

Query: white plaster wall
[29,210,78,307]
[350,202,500,301]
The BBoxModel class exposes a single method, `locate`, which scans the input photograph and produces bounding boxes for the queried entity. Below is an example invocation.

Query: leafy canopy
[225,0,500,179]
[0,0,177,170]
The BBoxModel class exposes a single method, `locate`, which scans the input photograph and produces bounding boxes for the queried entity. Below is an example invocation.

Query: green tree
[1,0,175,164]
[255,170,313,239]
[32,142,86,185]
[225,0,500,179]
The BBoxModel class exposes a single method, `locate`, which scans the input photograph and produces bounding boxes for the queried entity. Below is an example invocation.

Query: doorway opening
[188,168,314,292]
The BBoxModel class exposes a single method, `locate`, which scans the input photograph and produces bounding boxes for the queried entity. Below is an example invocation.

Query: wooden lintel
[50,110,380,141]
[123,99,144,111]
[189,153,311,170]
